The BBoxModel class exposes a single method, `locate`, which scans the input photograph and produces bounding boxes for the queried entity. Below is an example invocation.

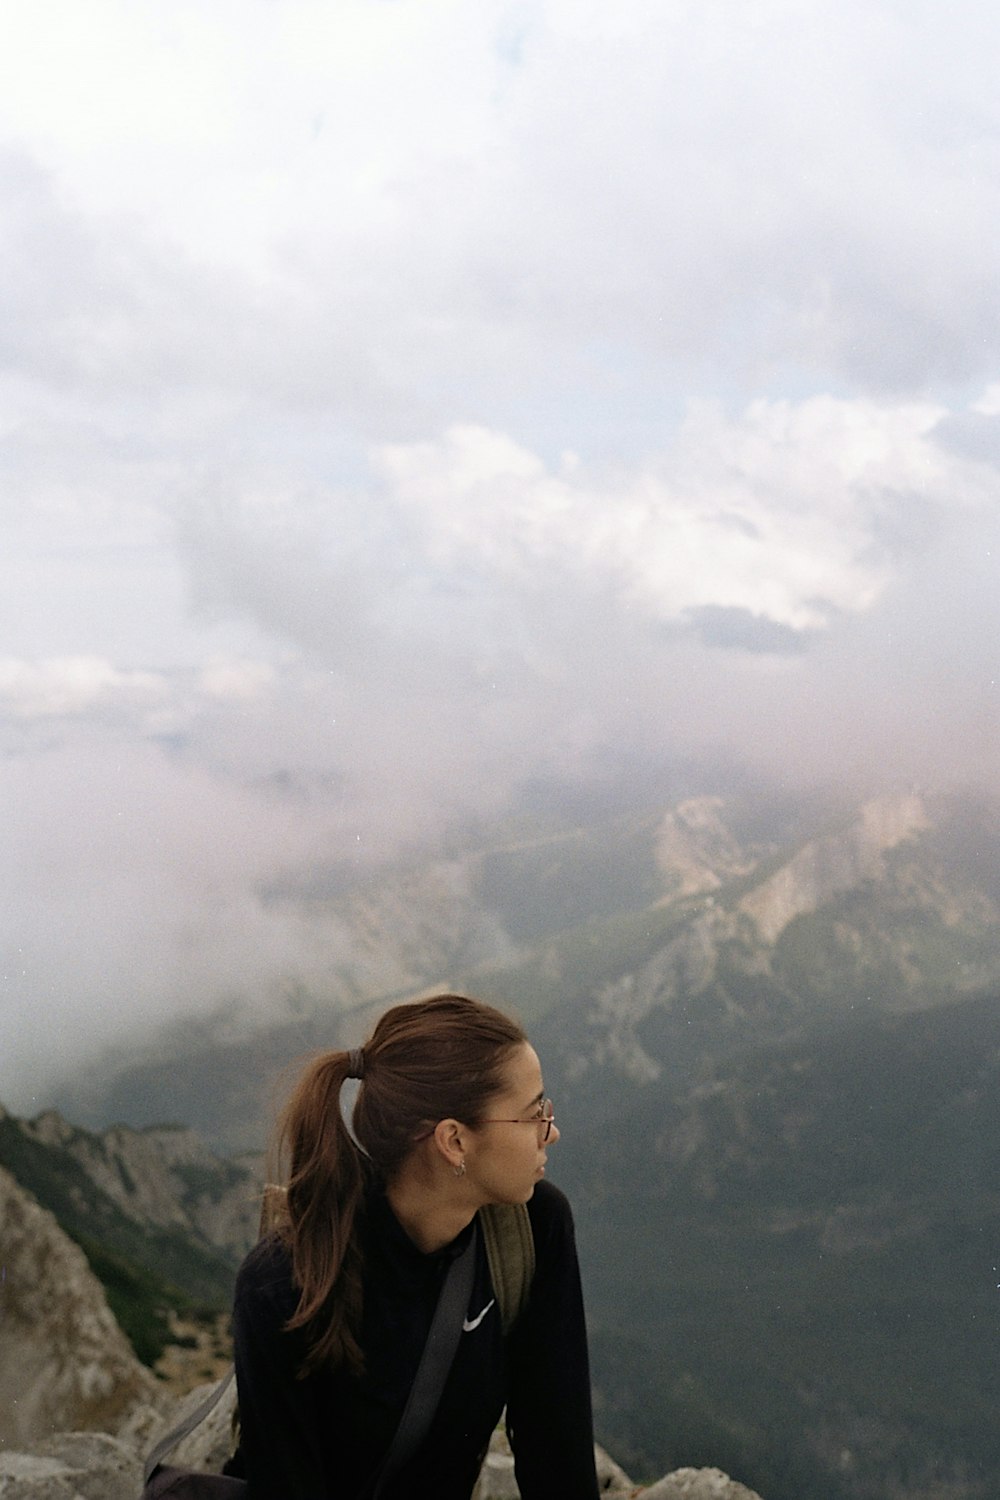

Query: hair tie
[346,1047,365,1080]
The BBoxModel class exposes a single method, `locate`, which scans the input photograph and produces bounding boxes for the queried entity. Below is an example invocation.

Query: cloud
[682,606,810,655]
[3,0,1000,1109]
[141,386,1000,830]
[197,656,276,703]
[3,0,1000,427]
[0,729,352,1100]
[0,656,163,719]
[375,396,960,633]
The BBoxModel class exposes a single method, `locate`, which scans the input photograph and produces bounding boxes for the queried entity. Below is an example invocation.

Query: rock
[0,1165,165,1448]
[656,797,754,896]
[0,1431,140,1500]
[471,1427,635,1497]
[0,1379,238,1499]
[738,792,929,944]
[641,1466,764,1500]
[472,1432,518,1499]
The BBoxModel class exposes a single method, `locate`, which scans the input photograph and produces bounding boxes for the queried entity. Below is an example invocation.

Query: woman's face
[464,1041,559,1205]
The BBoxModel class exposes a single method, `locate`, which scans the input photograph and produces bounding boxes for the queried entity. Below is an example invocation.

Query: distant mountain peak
[739,791,930,943]
[655,795,754,897]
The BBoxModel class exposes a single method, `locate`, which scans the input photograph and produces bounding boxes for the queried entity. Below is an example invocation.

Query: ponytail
[277,1049,368,1374]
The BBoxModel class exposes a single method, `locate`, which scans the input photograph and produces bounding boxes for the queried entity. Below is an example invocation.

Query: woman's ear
[431,1117,467,1170]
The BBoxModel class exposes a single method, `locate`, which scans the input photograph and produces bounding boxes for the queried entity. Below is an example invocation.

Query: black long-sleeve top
[230,1179,600,1500]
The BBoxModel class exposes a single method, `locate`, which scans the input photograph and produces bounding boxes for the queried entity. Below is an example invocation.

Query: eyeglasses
[479,1098,555,1143]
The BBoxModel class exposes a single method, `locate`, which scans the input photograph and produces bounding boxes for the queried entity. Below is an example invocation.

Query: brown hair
[276,992,525,1373]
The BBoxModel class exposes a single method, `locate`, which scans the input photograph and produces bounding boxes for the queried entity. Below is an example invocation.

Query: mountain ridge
[0,1103,260,1368]
[45,786,1000,1152]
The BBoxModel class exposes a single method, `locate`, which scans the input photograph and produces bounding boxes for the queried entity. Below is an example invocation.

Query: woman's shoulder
[526,1176,572,1222]
[234,1231,297,1313]
[525,1177,578,1249]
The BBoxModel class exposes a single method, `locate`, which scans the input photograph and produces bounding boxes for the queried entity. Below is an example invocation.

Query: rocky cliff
[0,1165,166,1449]
[15,1108,261,1261]
[0,1101,261,1378]
[737,791,930,943]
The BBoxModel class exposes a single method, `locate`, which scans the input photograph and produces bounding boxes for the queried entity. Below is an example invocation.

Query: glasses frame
[478,1097,555,1143]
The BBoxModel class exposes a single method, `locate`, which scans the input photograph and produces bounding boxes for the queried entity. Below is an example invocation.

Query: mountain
[513,789,1000,1112]
[559,989,1000,1499]
[28,782,1000,1498]
[0,1105,260,1367]
[0,1163,165,1448]
[56,784,980,1150]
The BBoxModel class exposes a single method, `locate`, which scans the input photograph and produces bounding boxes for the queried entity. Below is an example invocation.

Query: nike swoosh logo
[462,1298,495,1332]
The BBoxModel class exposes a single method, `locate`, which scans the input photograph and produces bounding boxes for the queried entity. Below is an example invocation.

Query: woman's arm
[505,1182,601,1500]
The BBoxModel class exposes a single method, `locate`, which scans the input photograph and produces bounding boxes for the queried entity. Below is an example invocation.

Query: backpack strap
[370,1220,478,1498]
[142,1369,237,1484]
[477,1202,535,1335]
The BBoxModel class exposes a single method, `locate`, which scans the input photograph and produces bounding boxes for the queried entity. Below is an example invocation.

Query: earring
[453,1159,466,1178]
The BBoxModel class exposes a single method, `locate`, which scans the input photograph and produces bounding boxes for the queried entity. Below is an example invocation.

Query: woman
[230,993,600,1499]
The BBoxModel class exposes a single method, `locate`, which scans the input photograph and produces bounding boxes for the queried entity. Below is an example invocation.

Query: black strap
[371,1219,478,1498]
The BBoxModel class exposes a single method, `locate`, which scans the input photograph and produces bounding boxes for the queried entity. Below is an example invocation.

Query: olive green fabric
[478,1202,535,1334]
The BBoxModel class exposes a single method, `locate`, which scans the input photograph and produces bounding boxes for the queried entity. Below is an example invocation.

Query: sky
[3,0,1000,1108]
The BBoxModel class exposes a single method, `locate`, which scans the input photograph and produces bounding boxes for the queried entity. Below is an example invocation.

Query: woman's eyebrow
[522,1089,545,1111]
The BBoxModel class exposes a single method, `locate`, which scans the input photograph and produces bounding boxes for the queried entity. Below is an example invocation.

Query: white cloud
[0,729,356,1096]
[2,0,1000,415]
[974,385,1000,417]
[376,395,962,632]
[0,656,165,718]
[197,656,277,703]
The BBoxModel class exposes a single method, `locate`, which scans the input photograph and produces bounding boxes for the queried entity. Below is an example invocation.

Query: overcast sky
[3,0,1000,1108]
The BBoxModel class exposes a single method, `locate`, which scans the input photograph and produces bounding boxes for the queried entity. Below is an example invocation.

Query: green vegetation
[562,990,1000,1500]
[174,1159,248,1203]
[468,897,702,1026]
[74,1233,189,1367]
[473,813,663,944]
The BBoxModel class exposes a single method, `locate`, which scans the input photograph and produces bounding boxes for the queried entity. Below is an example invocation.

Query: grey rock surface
[641,1466,764,1500]
[0,1167,165,1449]
[17,1113,261,1261]
[0,1432,140,1500]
